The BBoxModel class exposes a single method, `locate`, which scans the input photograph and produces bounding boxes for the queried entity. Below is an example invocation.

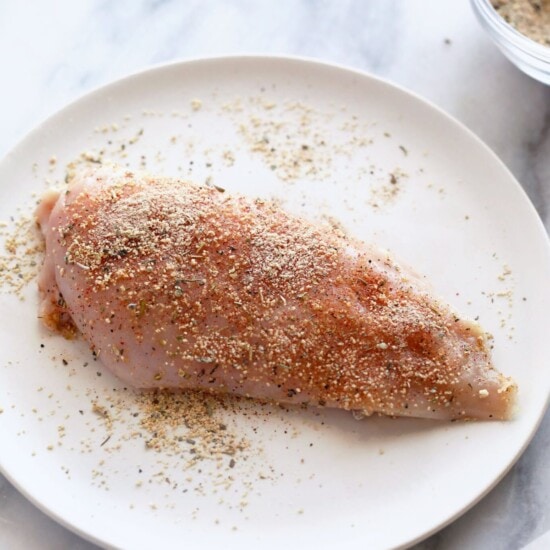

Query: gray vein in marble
[147,0,175,12]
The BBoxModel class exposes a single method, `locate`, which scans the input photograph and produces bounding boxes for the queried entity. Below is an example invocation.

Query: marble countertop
[0,1,548,548]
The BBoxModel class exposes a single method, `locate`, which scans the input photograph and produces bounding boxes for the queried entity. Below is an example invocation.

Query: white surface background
[0,1,548,549]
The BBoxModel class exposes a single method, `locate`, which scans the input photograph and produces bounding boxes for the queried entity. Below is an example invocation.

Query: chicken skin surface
[37,168,517,420]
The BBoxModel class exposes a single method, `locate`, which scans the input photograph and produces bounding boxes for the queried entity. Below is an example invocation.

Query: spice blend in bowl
[492,0,550,46]
[472,0,550,84]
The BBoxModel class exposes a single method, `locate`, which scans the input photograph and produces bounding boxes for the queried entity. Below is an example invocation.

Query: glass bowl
[471,0,550,85]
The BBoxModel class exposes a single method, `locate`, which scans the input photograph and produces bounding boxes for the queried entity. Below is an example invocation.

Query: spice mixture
[492,0,550,46]
[0,218,44,297]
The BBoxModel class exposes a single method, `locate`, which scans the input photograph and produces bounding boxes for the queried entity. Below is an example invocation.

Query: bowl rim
[472,0,550,61]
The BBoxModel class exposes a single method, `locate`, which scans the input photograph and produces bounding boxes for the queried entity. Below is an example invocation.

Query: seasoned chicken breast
[36,167,517,420]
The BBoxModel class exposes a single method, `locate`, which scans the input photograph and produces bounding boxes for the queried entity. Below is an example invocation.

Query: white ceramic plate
[0,56,549,550]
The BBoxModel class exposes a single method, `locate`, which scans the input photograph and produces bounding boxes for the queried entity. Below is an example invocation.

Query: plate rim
[1,53,549,550]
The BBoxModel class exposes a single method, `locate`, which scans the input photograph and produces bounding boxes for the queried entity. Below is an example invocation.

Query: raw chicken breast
[36,167,517,420]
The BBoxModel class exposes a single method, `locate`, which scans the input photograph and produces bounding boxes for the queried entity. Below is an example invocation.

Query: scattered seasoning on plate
[2,92,519,520]
[0,215,44,297]
[491,0,550,46]
[191,99,203,111]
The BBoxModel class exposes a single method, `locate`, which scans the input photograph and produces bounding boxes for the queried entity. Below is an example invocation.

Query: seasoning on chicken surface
[36,168,517,420]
